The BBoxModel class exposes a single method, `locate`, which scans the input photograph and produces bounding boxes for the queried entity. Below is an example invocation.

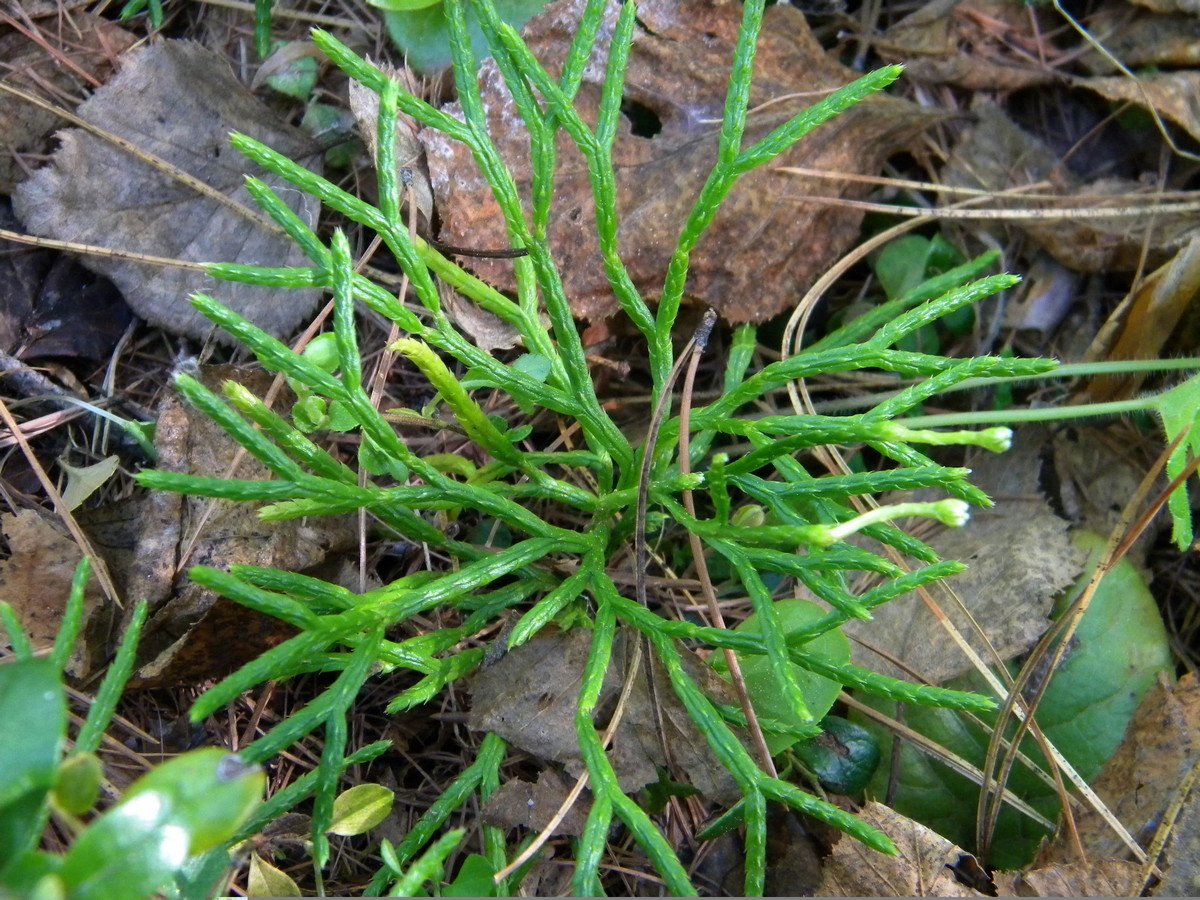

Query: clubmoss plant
[134,0,1062,893]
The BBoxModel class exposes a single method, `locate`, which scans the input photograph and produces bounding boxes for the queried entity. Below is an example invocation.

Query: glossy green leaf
[0,659,65,869]
[59,749,265,900]
[51,754,103,816]
[792,716,880,795]
[854,530,1173,869]
[328,782,395,836]
[715,600,850,755]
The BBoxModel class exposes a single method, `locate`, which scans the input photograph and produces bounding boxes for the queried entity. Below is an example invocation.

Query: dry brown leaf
[1080,235,1200,401]
[0,12,136,192]
[846,430,1082,683]
[817,802,985,897]
[111,364,354,687]
[1073,71,1200,145]
[1077,9,1200,72]
[994,859,1142,896]
[879,0,1060,92]
[468,624,742,802]
[0,509,112,677]
[1040,673,1200,863]
[482,769,589,835]
[12,40,323,342]
[942,103,1197,273]
[424,0,943,323]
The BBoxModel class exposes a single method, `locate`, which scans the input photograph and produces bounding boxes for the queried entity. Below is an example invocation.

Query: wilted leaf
[0,510,111,677]
[12,40,323,342]
[328,783,395,836]
[247,854,301,898]
[59,455,120,512]
[1073,71,1200,145]
[424,0,943,323]
[817,802,983,897]
[113,365,355,687]
[468,625,742,802]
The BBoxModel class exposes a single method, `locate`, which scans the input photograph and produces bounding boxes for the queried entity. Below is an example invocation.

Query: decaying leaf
[0,12,136,193]
[846,431,1083,683]
[482,769,589,836]
[942,104,1197,274]
[424,0,943,323]
[993,859,1142,897]
[0,509,112,677]
[879,0,1060,92]
[111,364,354,687]
[468,624,742,803]
[12,40,323,342]
[817,802,984,897]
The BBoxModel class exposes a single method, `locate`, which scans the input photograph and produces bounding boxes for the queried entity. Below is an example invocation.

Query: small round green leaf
[792,716,880,794]
[52,753,103,816]
[327,782,395,836]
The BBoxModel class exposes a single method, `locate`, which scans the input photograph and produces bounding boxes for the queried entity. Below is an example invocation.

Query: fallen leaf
[1076,8,1200,71]
[112,364,355,687]
[12,40,324,342]
[817,802,984,897]
[993,859,1142,896]
[846,430,1083,683]
[0,11,136,192]
[1153,773,1200,896]
[482,769,589,836]
[1073,71,1200,145]
[941,104,1195,274]
[879,0,1060,92]
[468,624,742,803]
[424,0,943,323]
[0,509,112,677]
[1041,673,1200,863]
[58,455,120,511]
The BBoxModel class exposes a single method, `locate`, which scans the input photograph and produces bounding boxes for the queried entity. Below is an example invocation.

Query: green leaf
[51,753,103,816]
[714,600,850,755]
[263,43,318,99]
[0,658,65,869]
[379,0,549,74]
[1149,372,1200,550]
[327,783,395,836]
[444,853,496,897]
[59,749,265,900]
[512,353,553,383]
[247,852,301,897]
[852,530,1173,869]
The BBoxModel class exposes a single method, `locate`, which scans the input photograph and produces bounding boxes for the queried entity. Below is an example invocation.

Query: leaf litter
[423,0,946,323]
[12,40,324,342]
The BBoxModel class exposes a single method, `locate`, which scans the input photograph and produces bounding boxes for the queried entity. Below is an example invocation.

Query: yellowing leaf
[247,853,301,898]
[327,783,394,836]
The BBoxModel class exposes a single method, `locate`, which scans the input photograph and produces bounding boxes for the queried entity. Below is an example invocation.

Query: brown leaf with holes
[0,11,136,193]
[817,802,984,896]
[106,365,355,688]
[879,0,1060,92]
[0,509,112,677]
[468,624,742,803]
[424,0,943,323]
[12,40,323,341]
